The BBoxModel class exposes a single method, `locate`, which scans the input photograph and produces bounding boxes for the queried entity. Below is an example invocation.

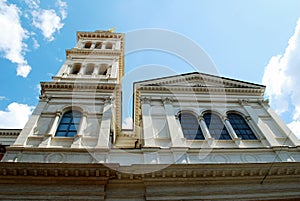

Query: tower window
[99,64,108,75]
[85,64,94,75]
[204,113,231,140]
[179,112,204,140]
[95,42,102,49]
[84,42,92,49]
[70,63,81,74]
[105,42,113,49]
[228,113,257,140]
[55,111,82,137]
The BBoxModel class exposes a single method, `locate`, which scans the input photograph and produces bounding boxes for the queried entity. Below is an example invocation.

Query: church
[0,30,299,200]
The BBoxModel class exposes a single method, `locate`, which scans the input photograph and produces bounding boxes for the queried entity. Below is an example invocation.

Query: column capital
[238,99,249,106]
[55,111,62,117]
[222,116,228,121]
[258,99,269,106]
[104,96,115,104]
[39,94,52,102]
[245,116,251,121]
[162,97,173,104]
[198,115,204,121]
[140,97,151,104]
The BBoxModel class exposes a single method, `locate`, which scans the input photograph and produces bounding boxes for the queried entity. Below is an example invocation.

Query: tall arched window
[227,113,257,140]
[55,111,82,137]
[204,113,231,140]
[179,113,204,140]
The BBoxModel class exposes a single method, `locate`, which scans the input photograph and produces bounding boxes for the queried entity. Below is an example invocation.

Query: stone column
[90,43,95,49]
[92,64,100,77]
[198,115,214,146]
[140,97,156,147]
[78,64,85,75]
[163,97,185,147]
[198,115,212,139]
[39,111,62,147]
[239,99,278,146]
[96,97,113,149]
[71,112,87,148]
[223,116,240,146]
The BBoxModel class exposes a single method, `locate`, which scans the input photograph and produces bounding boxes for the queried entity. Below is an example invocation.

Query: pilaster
[140,97,156,147]
[162,97,185,147]
[96,97,113,149]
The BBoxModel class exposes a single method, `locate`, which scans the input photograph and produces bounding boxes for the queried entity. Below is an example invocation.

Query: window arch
[179,112,204,140]
[95,42,102,49]
[227,113,257,140]
[203,113,231,140]
[105,42,113,49]
[55,111,82,137]
[98,64,108,75]
[84,42,92,49]
[70,63,81,74]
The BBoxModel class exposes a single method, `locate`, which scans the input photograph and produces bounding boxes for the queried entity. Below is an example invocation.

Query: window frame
[178,112,205,140]
[203,112,232,140]
[55,110,82,137]
[227,113,257,140]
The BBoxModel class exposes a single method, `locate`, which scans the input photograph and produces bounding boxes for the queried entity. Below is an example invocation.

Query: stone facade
[0,30,300,200]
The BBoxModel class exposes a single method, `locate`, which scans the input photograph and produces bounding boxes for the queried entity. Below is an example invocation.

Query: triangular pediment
[135,72,265,90]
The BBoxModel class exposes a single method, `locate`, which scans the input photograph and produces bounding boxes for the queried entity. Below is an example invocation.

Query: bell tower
[4,30,124,162]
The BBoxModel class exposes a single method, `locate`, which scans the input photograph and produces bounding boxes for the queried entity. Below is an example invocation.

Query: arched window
[84,42,92,49]
[227,113,257,140]
[204,113,231,140]
[105,42,113,49]
[95,42,102,49]
[179,113,204,140]
[70,63,81,74]
[55,111,82,137]
[98,64,108,75]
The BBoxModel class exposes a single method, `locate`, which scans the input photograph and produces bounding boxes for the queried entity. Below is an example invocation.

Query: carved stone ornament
[140,97,151,104]
[39,94,52,102]
[104,96,115,104]
[258,99,269,106]
[162,97,173,104]
[238,99,249,106]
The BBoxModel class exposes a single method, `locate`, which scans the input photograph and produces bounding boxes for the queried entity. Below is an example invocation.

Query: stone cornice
[76,31,124,41]
[66,49,122,58]
[0,162,299,181]
[0,129,21,136]
[135,72,265,90]
[40,82,117,92]
[137,85,265,96]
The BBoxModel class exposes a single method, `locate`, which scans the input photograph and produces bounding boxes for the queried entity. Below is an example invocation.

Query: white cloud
[29,0,67,41]
[262,18,300,139]
[122,117,133,129]
[287,121,300,139]
[0,102,35,129]
[32,9,64,41]
[0,0,31,77]
[17,63,32,78]
[32,37,40,49]
[0,96,6,101]
[56,0,67,20]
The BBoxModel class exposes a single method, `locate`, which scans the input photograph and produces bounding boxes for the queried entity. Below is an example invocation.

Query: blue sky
[1,0,300,138]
